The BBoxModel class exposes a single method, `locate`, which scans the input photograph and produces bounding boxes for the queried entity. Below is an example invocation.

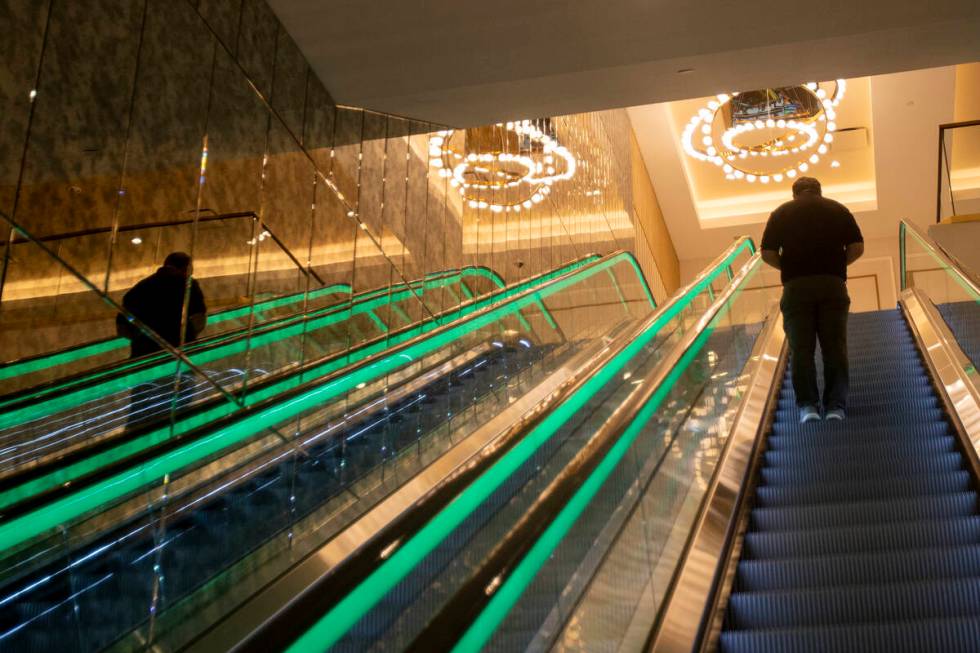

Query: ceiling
[268,0,980,126]
[629,64,980,269]
[663,77,878,225]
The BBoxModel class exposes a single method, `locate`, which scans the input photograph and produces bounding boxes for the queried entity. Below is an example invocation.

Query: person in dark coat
[117,251,207,358]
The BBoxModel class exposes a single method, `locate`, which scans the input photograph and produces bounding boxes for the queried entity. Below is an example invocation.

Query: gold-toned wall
[630,131,680,298]
[0,0,674,366]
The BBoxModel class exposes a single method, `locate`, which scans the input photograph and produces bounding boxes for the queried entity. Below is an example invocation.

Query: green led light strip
[0,267,523,427]
[0,264,514,389]
[284,242,753,653]
[0,257,605,538]
[0,283,352,384]
[454,265,758,652]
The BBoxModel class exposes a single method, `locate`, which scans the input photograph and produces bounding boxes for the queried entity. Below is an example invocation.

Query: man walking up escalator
[760,177,864,423]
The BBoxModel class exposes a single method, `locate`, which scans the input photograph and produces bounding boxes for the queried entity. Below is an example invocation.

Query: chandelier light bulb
[680,79,844,185]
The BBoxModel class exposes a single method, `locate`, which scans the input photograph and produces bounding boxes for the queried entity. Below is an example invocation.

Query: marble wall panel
[197,0,242,54]
[236,0,277,100]
[257,120,315,300]
[270,27,308,141]
[403,124,430,319]
[353,112,392,296]
[108,0,213,294]
[14,0,142,239]
[0,0,653,394]
[191,47,268,318]
[0,0,49,221]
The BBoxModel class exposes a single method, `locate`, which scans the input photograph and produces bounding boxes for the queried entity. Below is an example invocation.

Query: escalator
[642,219,980,652]
[16,218,972,653]
[0,263,550,477]
[177,238,758,652]
[203,219,979,653]
[0,249,660,652]
[719,309,980,652]
[0,259,591,522]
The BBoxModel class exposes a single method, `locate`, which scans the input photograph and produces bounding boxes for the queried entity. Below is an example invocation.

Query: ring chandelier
[428,120,577,213]
[681,80,846,184]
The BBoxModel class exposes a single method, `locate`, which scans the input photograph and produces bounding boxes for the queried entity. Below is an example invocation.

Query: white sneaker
[826,408,846,421]
[800,405,821,424]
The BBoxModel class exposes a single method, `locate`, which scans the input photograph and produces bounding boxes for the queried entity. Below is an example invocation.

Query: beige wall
[630,130,680,299]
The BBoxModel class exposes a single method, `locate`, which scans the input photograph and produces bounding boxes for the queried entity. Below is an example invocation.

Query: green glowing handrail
[0,266,519,426]
[0,264,514,388]
[454,263,759,652]
[0,256,604,537]
[0,284,350,384]
[283,240,754,652]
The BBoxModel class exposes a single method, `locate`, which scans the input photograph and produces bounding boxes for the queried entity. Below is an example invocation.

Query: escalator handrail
[0,251,637,554]
[0,264,519,413]
[0,255,597,516]
[899,219,980,297]
[0,263,507,388]
[403,253,762,653]
[226,238,756,652]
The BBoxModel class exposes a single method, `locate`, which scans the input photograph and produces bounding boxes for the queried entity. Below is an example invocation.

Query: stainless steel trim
[902,219,980,296]
[900,287,980,473]
[187,242,757,652]
[647,309,787,653]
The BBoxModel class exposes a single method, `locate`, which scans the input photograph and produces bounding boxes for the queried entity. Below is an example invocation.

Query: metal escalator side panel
[646,311,787,653]
[900,288,980,488]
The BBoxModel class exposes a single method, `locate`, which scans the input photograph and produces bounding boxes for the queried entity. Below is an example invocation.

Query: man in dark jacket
[117,251,207,358]
[761,177,864,423]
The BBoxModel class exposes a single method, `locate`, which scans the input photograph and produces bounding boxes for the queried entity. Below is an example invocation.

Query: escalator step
[754,470,972,508]
[770,410,947,438]
[776,391,936,411]
[719,616,980,653]
[743,515,980,559]
[736,544,980,592]
[779,380,934,404]
[764,437,957,466]
[749,491,978,532]
[784,367,926,383]
[759,452,963,485]
[727,576,980,629]
[766,424,952,450]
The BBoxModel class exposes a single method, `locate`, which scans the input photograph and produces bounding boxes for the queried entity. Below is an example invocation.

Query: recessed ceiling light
[830,160,841,168]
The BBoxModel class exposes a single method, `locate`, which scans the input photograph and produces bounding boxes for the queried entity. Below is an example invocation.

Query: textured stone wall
[0,0,646,362]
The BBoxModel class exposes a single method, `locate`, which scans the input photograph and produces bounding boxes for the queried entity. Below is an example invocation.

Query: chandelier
[681,80,846,185]
[428,120,576,213]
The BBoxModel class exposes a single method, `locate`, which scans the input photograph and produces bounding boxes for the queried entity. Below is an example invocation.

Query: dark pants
[780,275,850,410]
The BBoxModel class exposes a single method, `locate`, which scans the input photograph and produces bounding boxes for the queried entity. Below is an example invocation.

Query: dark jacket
[117,266,207,357]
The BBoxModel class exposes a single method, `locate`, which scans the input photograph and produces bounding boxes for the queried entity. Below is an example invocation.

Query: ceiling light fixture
[429,120,576,213]
[681,79,846,185]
